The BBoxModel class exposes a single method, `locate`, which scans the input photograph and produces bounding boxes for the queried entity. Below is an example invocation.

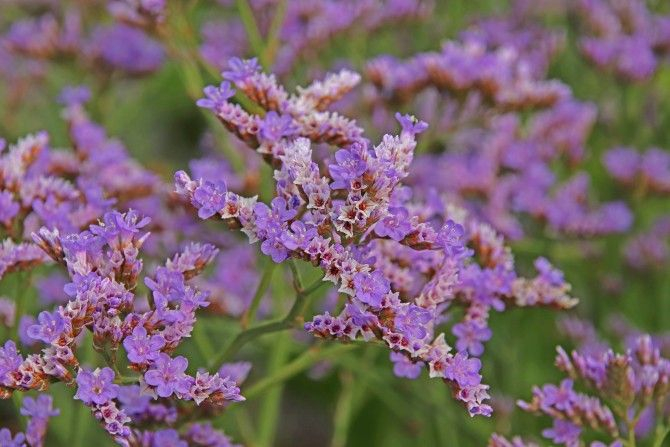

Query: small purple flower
[329,148,368,190]
[534,257,564,287]
[222,57,261,83]
[123,326,165,364]
[0,428,25,447]
[444,352,481,387]
[452,320,492,356]
[0,191,19,225]
[27,310,69,344]
[259,111,296,142]
[540,379,574,411]
[390,351,423,379]
[152,429,187,447]
[353,271,390,308]
[58,85,91,106]
[144,353,191,398]
[196,81,235,111]
[438,220,465,257]
[541,419,581,446]
[374,206,412,241]
[20,394,59,419]
[280,220,318,250]
[192,180,228,219]
[394,304,432,340]
[0,340,23,385]
[218,361,252,385]
[74,367,119,405]
[395,112,428,136]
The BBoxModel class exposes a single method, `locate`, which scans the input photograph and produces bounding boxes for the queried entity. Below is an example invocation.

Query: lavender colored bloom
[87,24,164,75]
[218,361,252,385]
[18,316,36,346]
[438,220,466,257]
[259,111,297,142]
[329,148,368,190]
[20,394,59,420]
[374,206,412,241]
[444,352,481,387]
[541,419,581,445]
[453,320,492,356]
[394,304,432,340]
[390,351,423,379]
[152,429,187,447]
[0,340,22,385]
[222,57,261,83]
[144,353,192,398]
[0,429,25,447]
[395,112,428,136]
[58,85,91,106]
[123,326,165,364]
[0,191,19,225]
[603,147,639,183]
[74,367,119,405]
[353,271,390,308]
[540,379,574,411]
[196,82,236,111]
[192,180,228,219]
[27,310,69,344]
[281,221,318,250]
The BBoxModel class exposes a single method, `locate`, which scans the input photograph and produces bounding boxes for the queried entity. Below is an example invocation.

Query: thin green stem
[209,275,325,367]
[235,0,265,64]
[261,0,287,67]
[330,370,356,447]
[245,344,356,399]
[652,424,670,447]
[257,332,291,447]
[241,262,277,328]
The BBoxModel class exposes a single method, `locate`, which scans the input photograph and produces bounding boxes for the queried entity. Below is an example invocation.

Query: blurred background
[1,0,670,445]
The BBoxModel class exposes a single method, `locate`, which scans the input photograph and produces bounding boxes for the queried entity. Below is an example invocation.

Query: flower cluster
[200,0,433,73]
[493,330,670,446]
[1,210,243,445]
[574,0,670,81]
[604,146,670,195]
[0,394,59,447]
[176,58,578,417]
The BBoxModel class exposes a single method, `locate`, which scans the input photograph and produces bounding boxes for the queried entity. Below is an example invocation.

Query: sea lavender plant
[175,58,578,417]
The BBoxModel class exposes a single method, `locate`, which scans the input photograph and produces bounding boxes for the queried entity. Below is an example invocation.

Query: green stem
[330,370,356,447]
[241,262,277,328]
[209,275,325,367]
[235,0,265,64]
[245,344,356,399]
[257,332,291,447]
[652,424,670,447]
[261,0,287,67]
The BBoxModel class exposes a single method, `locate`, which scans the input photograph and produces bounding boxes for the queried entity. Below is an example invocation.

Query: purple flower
[280,221,318,250]
[453,320,492,356]
[218,361,252,385]
[74,367,119,405]
[0,341,22,385]
[603,147,639,183]
[0,429,25,447]
[196,81,235,111]
[329,148,368,190]
[394,304,432,340]
[390,351,423,379]
[192,180,228,219]
[541,419,581,446]
[58,85,91,106]
[152,429,187,447]
[540,379,574,411]
[222,57,260,83]
[444,352,481,387]
[353,271,390,308]
[395,112,428,136]
[0,191,19,225]
[87,24,164,75]
[438,220,465,257]
[534,257,564,287]
[20,394,59,420]
[144,354,192,398]
[123,326,166,364]
[374,206,412,241]
[27,310,69,344]
[259,111,297,142]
